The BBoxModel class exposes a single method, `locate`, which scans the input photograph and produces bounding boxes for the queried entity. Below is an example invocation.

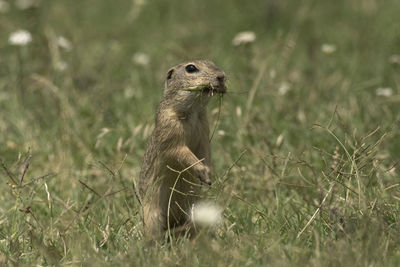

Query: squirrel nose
[216,73,225,84]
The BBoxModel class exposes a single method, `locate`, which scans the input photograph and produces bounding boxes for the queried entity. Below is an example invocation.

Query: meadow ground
[0,0,399,265]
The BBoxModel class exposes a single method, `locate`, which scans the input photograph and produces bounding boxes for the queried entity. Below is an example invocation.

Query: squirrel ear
[166,68,174,80]
[164,68,174,90]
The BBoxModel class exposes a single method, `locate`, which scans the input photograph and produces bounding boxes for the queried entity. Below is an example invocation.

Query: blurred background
[0,0,399,265]
[1,0,398,169]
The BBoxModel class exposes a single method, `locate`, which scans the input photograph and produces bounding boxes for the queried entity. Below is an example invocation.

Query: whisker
[225,90,249,95]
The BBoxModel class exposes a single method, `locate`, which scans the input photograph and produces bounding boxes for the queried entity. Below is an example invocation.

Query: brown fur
[138,60,226,239]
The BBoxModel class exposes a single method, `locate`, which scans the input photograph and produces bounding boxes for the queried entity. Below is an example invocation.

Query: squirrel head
[163,60,226,100]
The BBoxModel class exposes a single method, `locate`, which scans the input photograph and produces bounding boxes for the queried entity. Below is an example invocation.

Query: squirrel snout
[216,72,227,93]
[216,73,225,84]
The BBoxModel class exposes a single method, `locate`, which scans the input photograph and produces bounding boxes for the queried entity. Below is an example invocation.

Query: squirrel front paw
[195,164,212,185]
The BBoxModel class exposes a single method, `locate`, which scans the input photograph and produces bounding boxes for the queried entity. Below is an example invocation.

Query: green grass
[1,0,400,265]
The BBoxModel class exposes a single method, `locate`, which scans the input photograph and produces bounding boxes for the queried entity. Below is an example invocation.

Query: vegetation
[0,0,399,265]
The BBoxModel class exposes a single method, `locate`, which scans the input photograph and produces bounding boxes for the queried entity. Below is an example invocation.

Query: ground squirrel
[138,60,226,239]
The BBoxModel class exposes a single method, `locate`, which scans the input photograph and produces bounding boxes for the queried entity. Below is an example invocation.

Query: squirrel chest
[181,109,208,153]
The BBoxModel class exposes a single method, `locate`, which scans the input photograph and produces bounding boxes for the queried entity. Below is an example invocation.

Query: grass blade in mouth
[184,84,212,92]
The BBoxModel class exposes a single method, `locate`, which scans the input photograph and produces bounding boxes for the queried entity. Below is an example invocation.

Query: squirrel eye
[185,64,199,73]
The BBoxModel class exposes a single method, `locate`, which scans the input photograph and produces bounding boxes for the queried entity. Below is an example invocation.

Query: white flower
[15,0,40,10]
[54,61,68,71]
[269,69,276,79]
[0,0,10,13]
[124,86,135,99]
[232,31,256,46]
[132,52,150,66]
[236,106,242,117]
[376,87,393,97]
[9,30,32,46]
[321,44,337,54]
[278,82,291,95]
[389,54,400,65]
[191,202,222,227]
[217,130,226,136]
[297,109,306,123]
[276,133,284,147]
[57,36,72,51]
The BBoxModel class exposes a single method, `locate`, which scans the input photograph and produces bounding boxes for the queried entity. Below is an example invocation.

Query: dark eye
[185,64,199,73]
